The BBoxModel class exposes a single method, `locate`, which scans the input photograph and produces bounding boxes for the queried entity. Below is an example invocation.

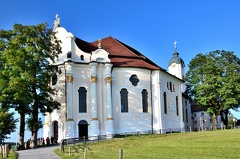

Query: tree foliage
[0,23,61,147]
[185,50,240,128]
[0,107,18,141]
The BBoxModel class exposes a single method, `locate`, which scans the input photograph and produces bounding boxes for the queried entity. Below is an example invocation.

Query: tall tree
[0,107,18,143]
[0,23,61,148]
[185,50,240,128]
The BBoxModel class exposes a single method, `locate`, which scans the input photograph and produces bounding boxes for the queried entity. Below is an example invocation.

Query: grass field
[55,129,240,159]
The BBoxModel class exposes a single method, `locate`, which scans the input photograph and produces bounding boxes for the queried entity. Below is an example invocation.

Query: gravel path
[17,145,60,159]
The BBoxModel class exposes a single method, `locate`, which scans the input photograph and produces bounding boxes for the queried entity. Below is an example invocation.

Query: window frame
[142,89,148,113]
[78,87,87,113]
[120,88,128,113]
[163,92,168,114]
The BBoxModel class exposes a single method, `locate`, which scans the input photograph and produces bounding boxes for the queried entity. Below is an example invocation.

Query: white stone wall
[72,64,92,137]
[43,64,67,141]
[151,70,162,133]
[54,27,74,64]
[182,97,192,131]
[168,63,186,92]
[160,72,183,133]
[192,111,215,131]
[112,68,152,134]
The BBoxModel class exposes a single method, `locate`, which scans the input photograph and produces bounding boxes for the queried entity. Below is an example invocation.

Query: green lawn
[55,129,240,159]
[4,150,18,159]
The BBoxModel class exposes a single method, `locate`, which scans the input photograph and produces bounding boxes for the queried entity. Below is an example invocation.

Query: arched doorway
[78,120,88,139]
[53,121,58,140]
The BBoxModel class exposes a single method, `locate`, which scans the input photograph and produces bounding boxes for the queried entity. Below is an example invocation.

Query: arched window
[53,121,58,140]
[78,87,87,113]
[52,73,57,85]
[182,108,184,121]
[186,109,188,122]
[120,88,128,112]
[163,92,168,114]
[142,89,148,112]
[67,52,72,58]
[176,96,179,116]
[170,82,172,92]
[80,55,84,61]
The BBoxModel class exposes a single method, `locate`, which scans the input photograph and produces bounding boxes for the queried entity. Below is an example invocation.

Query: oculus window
[129,74,139,86]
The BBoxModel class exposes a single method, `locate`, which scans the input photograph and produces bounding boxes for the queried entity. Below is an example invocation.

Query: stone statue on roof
[54,14,60,30]
[97,39,102,49]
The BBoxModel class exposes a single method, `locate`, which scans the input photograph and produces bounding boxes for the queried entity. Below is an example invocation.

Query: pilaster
[104,64,114,138]
[89,62,99,139]
[66,75,73,120]
[65,121,75,138]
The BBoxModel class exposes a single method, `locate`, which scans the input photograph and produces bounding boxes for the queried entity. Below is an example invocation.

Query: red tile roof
[74,36,166,70]
[191,101,206,113]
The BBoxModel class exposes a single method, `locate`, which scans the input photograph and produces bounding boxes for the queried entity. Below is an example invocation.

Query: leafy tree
[0,107,18,143]
[0,23,61,148]
[227,113,235,127]
[26,116,43,135]
[185,50,240,128]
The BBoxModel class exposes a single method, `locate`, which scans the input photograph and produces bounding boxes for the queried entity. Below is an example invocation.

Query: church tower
[168,41,185,91]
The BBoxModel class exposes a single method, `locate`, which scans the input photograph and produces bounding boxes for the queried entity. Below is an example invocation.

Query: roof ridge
[103,36,164,70]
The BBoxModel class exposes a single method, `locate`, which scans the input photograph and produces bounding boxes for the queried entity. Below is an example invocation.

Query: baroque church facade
[43,22,191,141]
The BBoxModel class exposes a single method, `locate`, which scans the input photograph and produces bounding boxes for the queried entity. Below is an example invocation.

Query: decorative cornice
[91,118,98,121]
[105,77,112,84]
[91,76,97,83]
[107,118,113,120]
[66,76,73,83]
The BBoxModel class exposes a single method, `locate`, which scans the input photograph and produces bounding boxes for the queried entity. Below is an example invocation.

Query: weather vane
[173,41,177,52]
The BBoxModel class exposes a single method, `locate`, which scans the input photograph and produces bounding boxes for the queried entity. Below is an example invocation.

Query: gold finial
[97,39,102,49]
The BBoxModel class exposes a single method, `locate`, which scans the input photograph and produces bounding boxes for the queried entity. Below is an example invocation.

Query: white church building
[43,18,191,141]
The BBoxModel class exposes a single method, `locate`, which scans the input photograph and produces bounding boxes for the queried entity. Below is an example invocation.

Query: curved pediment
[55,27,74,41]
[91,49,110,63]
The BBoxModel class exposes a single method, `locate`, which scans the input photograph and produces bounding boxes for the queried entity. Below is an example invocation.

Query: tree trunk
[19,112,25,150]
[213,114,217,129]
[223,111,229,127]
[220,113,224,124]
[30,131,38,148]
[30,103,39,148]
[220,110,229,127]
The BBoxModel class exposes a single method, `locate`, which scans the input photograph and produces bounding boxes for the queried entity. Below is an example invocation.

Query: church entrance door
[78,120,88,139]
[53,121,58,140]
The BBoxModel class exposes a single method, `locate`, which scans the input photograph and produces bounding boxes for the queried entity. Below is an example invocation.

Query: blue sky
[1,0,240,141]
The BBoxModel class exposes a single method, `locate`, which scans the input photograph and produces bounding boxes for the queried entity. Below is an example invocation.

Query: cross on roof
[173,41,177,52]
